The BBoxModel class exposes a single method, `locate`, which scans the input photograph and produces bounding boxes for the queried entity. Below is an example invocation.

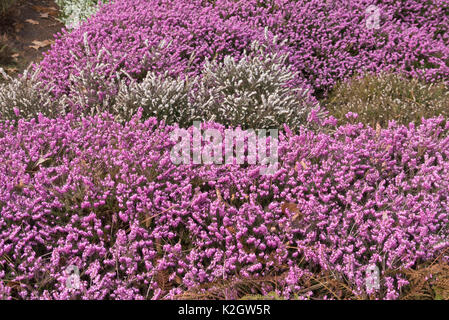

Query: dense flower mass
[0,113,448,299]
[1,0,449,300]
[38,0,449,99]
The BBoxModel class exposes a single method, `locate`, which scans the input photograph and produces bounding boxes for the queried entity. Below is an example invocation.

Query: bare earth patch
[0,0,64,76]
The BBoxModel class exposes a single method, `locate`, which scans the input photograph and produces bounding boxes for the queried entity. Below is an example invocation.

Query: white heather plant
[61,32,132,116]
[112,41,320,129]
[0,66,62,121]
[113,70,198,124]
[0,38,320,130]
[56,0,108,29]
[195,41,319,129]
[64,47,121,116]
[65,38,189,120]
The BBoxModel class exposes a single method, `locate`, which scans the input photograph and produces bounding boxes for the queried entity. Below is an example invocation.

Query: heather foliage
[113,71,198,125]
[195,41,319,129]
[2,40,317,129]
[325,73,449,127]
[113,42,319,129]
[56,0,108,29]
[62,41,121,117]
[0,113,448,299]
[0,67,63,121]
[2,0,449,301]
[37,0,449,99]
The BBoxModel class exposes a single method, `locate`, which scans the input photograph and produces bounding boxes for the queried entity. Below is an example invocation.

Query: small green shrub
[324,72,449,127]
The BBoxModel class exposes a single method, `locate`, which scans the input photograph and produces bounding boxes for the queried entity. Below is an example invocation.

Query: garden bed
[1,0,449,300]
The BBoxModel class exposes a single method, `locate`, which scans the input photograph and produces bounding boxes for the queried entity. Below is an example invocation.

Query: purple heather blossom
[0,113,448,299]
[36,0,449,100]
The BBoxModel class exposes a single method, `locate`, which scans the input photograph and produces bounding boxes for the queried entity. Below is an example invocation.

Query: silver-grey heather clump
[194,41,318,129]
[0,40,319,130]
[113,70,198,124]
[112,40,319,129]
[0,66,61,121]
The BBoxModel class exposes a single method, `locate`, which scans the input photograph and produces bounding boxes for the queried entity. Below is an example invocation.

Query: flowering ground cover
[38,0,449,99]
[0,114,449,299]
[0,0,449,300]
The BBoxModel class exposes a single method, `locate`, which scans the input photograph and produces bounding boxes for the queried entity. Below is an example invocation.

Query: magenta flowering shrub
[38,0,273,98]
[380,0,449,36]
[280,117,449,299]
[37,0,449,100]
[0,112,448,299]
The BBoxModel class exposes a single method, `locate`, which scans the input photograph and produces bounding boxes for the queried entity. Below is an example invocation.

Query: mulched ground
[0,0,64,77]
